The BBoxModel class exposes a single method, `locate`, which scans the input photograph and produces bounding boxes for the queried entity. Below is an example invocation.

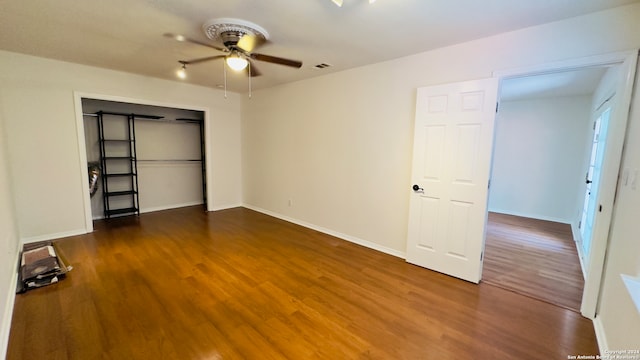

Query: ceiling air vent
[313,63,332,69]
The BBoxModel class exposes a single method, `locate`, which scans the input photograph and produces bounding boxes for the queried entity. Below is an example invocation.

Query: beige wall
[1,2,640,354]
[242,3,640,350]
[0,95,20,359]
[489,96,592,223]
[0,50,243,242]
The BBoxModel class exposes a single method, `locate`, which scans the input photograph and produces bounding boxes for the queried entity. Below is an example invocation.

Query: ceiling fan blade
[163,33,227,53]
[247,59,262,77]
[237,34,266,53]
[182,55,226,65]
[250,53,303,68]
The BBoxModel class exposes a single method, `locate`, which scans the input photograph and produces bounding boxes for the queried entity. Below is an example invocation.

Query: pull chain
[223,60,228,99]
[248,61,252,99]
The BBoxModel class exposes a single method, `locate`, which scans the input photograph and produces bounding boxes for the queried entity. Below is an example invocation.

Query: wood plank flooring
[7,206,598,359]
[483,212,584,312]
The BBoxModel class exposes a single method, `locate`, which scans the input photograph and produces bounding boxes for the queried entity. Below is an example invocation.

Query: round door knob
[412,184,423,192]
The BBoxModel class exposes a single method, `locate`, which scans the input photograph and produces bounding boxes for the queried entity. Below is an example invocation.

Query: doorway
[74,92,212,232]
[405,50,637,319]
[81,98,206,221]
[490,51,638,318]
[483,66,610,311]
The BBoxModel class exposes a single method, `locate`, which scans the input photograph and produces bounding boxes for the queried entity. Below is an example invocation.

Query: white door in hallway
[579,105,611,266]
[406,78,499,283]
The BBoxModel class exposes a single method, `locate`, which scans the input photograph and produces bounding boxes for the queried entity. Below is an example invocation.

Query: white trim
[572,222,588,279]
[243,204,406,259]
[72,91,213,226]
[487,209,571,224]
[0,251,20,360]
[208,203,243,212]
[74,94,94,233]
[592,315,609,355]
[21,228,87,244]
[90,203,239,219]
[203,108,214,212]
[493,50,638,79]
[580,51,638,319]
[140,202,204,214]
[570,220,581,245]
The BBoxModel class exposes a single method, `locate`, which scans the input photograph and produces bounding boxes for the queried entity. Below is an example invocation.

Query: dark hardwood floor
[483,212,584,312]
[8,206,599,359]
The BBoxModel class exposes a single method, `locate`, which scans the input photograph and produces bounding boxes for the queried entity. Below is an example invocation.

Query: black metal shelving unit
[96,111,163,218]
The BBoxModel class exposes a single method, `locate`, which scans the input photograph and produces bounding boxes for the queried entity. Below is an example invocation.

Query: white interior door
[406,78,499,283]
[579,105,611,265]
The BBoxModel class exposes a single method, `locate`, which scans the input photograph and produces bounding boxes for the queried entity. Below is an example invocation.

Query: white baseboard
[573,225,588,280]
[140,201,204,214]
[21,228,87,245]
[242,204,406,259]
[208,203,243,212]
[570,221,580,243]
[487,209,571,224]
[592,315,608,355]
[91,202,208,220]
[1,250,20,360]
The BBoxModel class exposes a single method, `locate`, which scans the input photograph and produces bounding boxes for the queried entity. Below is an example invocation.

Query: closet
[82,99,206,219]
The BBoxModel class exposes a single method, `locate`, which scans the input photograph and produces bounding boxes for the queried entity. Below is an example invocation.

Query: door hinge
[480,252,484,261]
[496,103,499,113]
[593,121,597,130]
[599,204,603,212]
[578,220,582,229]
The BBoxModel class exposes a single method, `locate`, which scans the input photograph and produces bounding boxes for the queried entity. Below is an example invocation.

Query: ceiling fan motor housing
[221,31,247,49]
[203,18,269,49]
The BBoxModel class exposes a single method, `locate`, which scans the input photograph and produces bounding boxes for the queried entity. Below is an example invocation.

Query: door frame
[73,92,213,232]
[492,50,639,319]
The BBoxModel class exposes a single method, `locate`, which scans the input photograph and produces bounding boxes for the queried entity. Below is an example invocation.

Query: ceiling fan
[166,18,302,80]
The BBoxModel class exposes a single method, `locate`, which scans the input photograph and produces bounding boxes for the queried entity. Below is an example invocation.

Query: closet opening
[80,98,207,222]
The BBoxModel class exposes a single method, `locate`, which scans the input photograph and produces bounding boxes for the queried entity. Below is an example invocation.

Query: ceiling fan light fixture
[226,54,248,71]
[176,62,187,79]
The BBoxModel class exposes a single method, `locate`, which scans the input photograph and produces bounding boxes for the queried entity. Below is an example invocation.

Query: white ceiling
[0,0,638,92]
